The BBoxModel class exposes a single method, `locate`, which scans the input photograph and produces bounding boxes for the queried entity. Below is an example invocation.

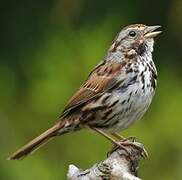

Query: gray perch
[67,142,147,180]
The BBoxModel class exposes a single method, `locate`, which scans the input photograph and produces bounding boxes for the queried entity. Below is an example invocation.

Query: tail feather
[8,122,65,160]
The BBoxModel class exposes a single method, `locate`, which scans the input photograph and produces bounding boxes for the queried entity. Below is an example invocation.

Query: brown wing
[60,61,126,118]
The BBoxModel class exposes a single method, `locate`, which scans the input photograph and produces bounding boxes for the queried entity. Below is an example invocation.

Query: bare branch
[67,142,146,180]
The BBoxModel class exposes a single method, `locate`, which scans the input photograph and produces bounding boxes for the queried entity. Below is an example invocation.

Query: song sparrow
[9,24,161,160]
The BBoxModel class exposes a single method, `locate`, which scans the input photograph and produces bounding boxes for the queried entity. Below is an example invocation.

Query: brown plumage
[8,24,161,160]
[9,61,124,160]
[8,122,66,160]
[62,61,124,117]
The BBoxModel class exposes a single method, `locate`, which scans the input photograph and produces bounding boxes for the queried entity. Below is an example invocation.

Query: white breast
[103,58,156,133]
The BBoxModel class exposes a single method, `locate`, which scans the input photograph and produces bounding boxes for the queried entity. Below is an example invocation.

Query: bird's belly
[100,82,155,133]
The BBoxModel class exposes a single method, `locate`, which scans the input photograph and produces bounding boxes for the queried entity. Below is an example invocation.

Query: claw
[108,139,148,159]
[107,142,131,157]
[133,142,148,158]
[119,141,148,158]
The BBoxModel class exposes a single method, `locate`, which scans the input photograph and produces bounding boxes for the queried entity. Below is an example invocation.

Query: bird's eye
[129,30,136,37]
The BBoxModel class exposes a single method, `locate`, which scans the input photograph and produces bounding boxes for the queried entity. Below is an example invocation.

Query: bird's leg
[111,133,125,140]
[92,128,148,158]
[111,133,136,142]
[92,128,117,144]
[92,128,131,156]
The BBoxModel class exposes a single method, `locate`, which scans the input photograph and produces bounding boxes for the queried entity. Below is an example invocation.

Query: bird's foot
[108,139,148,159]
[121,136,136,142]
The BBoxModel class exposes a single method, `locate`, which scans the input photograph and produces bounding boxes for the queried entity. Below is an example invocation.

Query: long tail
[8,122,66,160]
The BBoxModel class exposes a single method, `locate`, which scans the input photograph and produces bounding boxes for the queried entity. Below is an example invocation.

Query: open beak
[144,25,162,38]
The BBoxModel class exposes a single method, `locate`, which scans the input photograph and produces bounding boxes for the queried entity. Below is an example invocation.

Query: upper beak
[144,25,162,38]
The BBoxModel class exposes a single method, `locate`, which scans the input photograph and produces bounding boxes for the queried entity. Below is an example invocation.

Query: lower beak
[144,25,162,38]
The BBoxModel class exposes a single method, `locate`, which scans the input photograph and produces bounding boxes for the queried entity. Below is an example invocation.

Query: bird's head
[110,24,162,56]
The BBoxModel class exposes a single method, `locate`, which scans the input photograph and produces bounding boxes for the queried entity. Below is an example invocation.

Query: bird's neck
[105,42,154,64]
[105,50,125,62]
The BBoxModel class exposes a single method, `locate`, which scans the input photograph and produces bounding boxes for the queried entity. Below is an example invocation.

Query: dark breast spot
[101,95,110,104]
[137,43,146,56]
[126,68,133,74]
[130,75,137,84]
[151,77,156,89]
[141,73,145,85]
[102,109,113,120]
[121,100,126,105]
[118,75,138,93]
[108,100,119,108]
[147,63,157,90]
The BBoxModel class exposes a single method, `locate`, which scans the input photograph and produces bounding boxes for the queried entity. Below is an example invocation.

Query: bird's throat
[136,43,147,56]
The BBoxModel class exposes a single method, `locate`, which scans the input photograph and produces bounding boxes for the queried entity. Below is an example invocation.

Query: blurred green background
[0,0,182,179]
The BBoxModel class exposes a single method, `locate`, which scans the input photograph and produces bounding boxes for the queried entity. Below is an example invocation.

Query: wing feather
[61,61,126,118]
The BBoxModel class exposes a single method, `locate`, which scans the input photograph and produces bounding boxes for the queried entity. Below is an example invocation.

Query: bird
[8,24,161,160]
